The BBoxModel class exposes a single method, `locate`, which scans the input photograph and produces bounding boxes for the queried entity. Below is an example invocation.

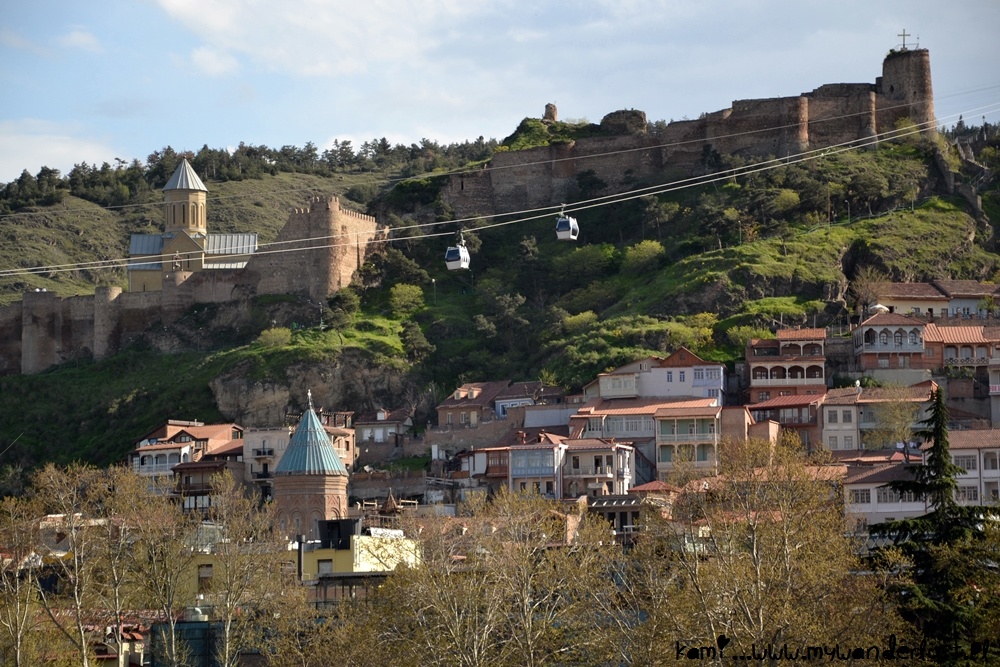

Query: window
[545,481,554,495]
[758,391,770,401]
[446,413,453,425]
[659,446,673,463]
[879,332,889,345]
[696,444,712,462]
[829,436,838,448]
[844,436,854,448]
[666,371,673,382]
[894,332,903,347]
[909,331,919,345]
[877,487,899,504]
[460,412,467,424]
[571,456,580,469]
[842,410,852,423]
[694,369,704,381]
[625,417,643,432]
[827,410,838,424]
[679,371,686,382]
[953,455,977,471]
[318,559,333,575]
[198,564,213,592]
[606,417,624,433]
[706,369,721,380]
[707,389,720,398]
[850,489,871,504]
[957,486,979,502]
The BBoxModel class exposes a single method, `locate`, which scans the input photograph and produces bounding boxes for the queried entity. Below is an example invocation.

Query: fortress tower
[875,48,935,132]
[245,196,379,302]
[163,159,208,236]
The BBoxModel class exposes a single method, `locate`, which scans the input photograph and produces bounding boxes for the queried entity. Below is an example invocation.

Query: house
[436,380,513,428]
[493,381,564,417]
[354,407,411,445]
[128,420,244,486]
[747,394,823,450]
[821,381,936,451]
[853,312,928,371]
[868,279,1000,318]
[746,328,827,403]
[561,438,639,498]
[127,159,257,292]
[948,430,1000,504]
[582,348,725,404]
[653,403,723,477]
[173,439,246,515]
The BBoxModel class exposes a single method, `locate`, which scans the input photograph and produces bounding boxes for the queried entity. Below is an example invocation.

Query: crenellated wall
[4,196,383,375]
[444,49,935,217]
[247,196,380,302]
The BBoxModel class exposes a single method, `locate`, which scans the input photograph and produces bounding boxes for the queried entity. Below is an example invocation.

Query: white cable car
[445,238,470,271]
[555,206,579,240]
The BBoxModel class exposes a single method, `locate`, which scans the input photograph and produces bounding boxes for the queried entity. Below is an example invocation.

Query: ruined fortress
[0,168,381,375]
[1,49,935,375]
[443,49,935,217]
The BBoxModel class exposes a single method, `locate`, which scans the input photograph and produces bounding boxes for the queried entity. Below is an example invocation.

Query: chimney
[517,431,527,445]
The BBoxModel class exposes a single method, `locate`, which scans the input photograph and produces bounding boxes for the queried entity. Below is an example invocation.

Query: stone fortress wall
[0,197,380,375]
[443,49,935,217]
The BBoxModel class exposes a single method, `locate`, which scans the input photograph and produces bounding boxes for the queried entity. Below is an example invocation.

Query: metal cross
[898,28,910,49]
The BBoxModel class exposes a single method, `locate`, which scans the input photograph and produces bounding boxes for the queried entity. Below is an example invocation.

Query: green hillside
[0,128,997,475]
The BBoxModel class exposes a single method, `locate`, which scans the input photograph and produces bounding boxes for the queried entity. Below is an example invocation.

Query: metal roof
[274,407,347,476]
[129,234,164,255]
[205,233,258,255]
[163,159,207,192]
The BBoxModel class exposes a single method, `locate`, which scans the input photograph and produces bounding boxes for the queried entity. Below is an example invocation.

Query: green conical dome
[274,400,347,476]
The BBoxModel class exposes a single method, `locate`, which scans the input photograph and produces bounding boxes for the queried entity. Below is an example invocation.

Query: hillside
[0,126,997,474]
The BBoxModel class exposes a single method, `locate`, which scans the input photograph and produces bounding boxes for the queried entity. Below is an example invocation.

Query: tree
[620,240,665,277]
[865,384,924,449]
[389,284,425,319]
[656,436,904,660]
[129,477,202,667]
[0,495,44,667]
[849,265,889,314]
[31,464,105,667]
[204,473,284,667]
[871,389,999,662]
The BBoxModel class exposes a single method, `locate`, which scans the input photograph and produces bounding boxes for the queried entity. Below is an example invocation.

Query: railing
[856,343,923,353]
[944,357,988,366]
[252,448,274,457]
[617,467,630,479]
[749,377,824,387]
[134,463,175,474]
[658,460,715,468]
[510,467,556,477]
[565,465,613,477]
[657,433,718,443]
[253,472,272,480]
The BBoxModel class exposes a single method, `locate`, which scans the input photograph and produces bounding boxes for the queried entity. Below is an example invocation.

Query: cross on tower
[898,28,910,49]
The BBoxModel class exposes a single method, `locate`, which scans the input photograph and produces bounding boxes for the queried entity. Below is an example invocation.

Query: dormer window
[377,410,387,421]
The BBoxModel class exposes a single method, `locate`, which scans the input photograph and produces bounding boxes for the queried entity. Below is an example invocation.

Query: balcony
[856,343,923,354]
[511,467,556,478]
[749,377,824,387]
[617,467,630,479]
[134,463,176,475]
[252,448,274,458]
[565,465,614,477]
[944,357,988,367]
[657,432,719,443]
[253,471,272,480]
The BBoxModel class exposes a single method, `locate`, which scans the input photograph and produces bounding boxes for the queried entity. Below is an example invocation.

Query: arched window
[894,332,903,347]
[879,331,889,345]
[909,331,918,345]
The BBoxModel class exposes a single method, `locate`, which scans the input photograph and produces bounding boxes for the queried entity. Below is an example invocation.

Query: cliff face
[209,349,422,427]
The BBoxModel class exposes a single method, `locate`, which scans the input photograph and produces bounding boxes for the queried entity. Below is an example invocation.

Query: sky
[2,0,999,184]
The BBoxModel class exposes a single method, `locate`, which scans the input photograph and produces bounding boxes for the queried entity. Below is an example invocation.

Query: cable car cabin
[555,215,579,241]
[444,243,470,270]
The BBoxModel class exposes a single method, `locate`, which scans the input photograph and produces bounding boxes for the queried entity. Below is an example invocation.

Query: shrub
[389,284,425,318]
[256,327,292,347]
[621,240,665,277]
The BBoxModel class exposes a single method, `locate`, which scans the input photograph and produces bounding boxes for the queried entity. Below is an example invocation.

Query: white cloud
[0,28,47,55]
[191,46,239,76]
[57,28,103,53]
[0,120,119,183]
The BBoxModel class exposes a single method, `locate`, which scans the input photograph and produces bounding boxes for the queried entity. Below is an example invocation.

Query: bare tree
[204,472,284,667]
[849,265,889,315]
[128,476,201,667]
[0,495,44,667]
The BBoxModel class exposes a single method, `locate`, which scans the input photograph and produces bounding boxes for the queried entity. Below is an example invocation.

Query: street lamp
[431,278,436,305]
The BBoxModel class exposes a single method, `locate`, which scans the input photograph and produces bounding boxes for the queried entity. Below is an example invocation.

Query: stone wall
[444,49,935,218]
[4,196,383,375]
[248,196,379,302]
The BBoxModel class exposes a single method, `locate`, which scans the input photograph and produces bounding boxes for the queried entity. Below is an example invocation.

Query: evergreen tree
[871,389,1000,662]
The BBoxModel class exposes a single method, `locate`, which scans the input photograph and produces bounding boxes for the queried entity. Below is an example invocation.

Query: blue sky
[2,0,999,183]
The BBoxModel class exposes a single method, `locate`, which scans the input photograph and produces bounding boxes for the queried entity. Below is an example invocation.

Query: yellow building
[127,159,257,292]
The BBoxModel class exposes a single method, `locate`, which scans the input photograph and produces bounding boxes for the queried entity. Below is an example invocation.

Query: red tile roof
[923,323,992,344]
[748,394,822,409]
[859,312,925,327]
[776,328,826,341]
[949,430,1000,449]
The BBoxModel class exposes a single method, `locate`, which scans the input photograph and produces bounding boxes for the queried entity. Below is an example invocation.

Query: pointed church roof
[275,395,347,476]
[163,159,207,192]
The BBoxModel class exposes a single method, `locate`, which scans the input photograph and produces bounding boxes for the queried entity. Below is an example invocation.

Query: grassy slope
[0,172,381,305]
